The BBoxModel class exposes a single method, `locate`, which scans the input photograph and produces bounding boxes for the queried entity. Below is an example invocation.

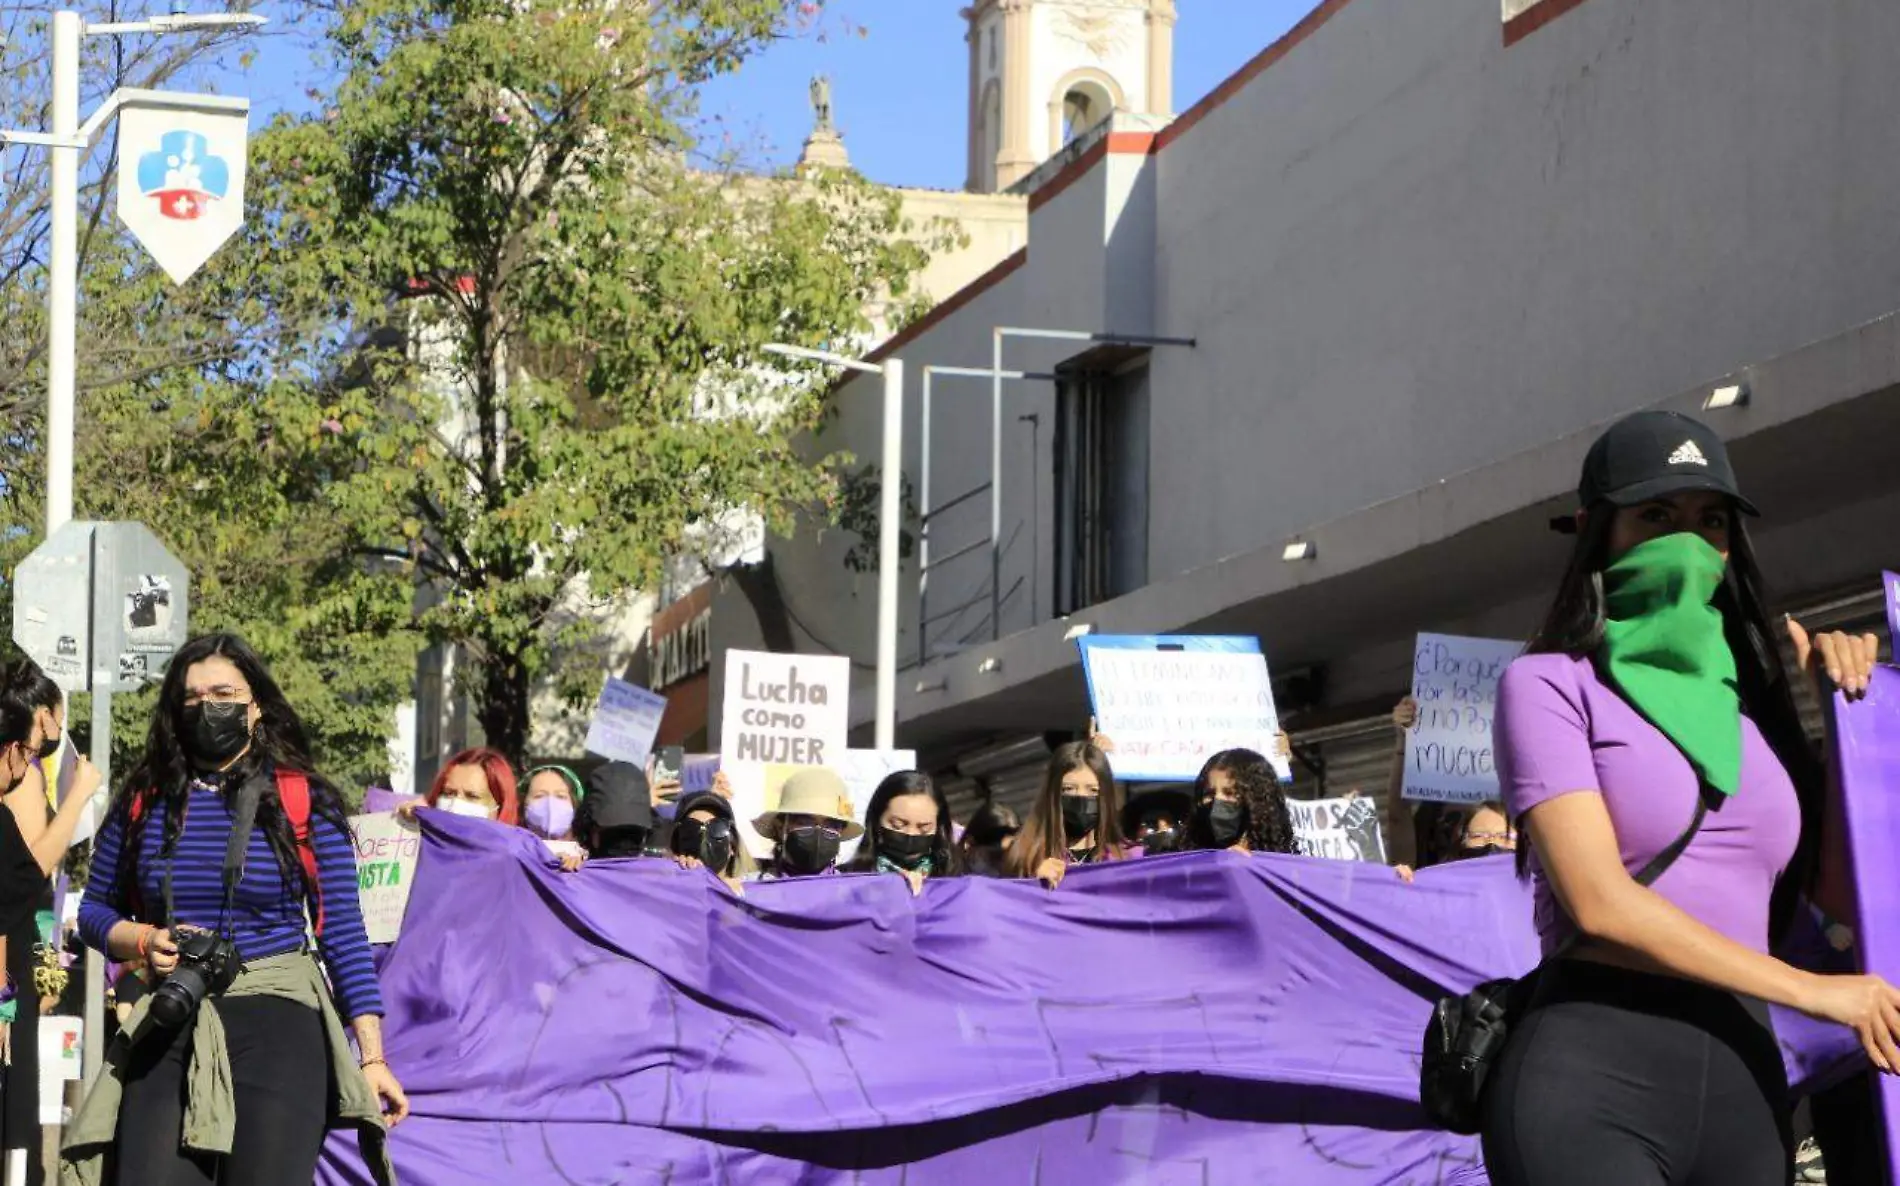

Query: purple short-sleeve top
[1495,652,1801,956]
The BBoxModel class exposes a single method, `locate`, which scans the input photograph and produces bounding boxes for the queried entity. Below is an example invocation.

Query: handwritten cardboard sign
[1404,633,1523,805]
[720,650,849,767]
[1078,636,1290,782]
[351,812,421,945]
[583,676,667,767]
[1288,795,1387,864]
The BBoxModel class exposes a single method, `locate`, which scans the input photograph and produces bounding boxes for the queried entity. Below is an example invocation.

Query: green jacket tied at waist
[60,951,394,1186]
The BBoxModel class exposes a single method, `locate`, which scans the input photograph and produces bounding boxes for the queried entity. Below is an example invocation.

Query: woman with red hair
[422,747,518,826]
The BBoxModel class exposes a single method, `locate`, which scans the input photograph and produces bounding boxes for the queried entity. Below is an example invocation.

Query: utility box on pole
[11,520,191,693]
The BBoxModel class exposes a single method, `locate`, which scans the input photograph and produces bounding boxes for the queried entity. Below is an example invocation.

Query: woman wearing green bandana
[1481,411,1887,1186]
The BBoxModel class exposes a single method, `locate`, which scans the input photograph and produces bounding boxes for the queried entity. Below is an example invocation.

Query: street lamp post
[4,8,266,535]
[764,344,903,750]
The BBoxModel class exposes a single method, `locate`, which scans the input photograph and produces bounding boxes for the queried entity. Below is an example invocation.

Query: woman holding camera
[67,634,405,1185]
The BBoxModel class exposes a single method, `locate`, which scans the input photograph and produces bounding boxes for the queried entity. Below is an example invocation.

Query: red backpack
[126,769,327,936]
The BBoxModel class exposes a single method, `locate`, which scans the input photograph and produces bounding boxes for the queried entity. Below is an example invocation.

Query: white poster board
[721,650,850,767]
[351,813,421,945]
[1404,633,1523,804]
[1078,636,1291,782]
[582,676,667,767]
[38,1016,82,1125]
[1288,795,1387,864]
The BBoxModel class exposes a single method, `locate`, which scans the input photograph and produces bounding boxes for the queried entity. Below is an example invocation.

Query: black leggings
[114,995,330,1186]
[1482,959,1792,1186]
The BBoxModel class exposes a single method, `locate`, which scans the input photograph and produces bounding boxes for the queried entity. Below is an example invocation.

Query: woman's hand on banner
[903,869,927,898]
[1800,972,1900,1073]
[1786,618,1879,701]
[1037,858,1067,889]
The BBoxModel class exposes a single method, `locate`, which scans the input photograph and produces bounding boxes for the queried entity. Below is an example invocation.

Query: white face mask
[438,797,495,820]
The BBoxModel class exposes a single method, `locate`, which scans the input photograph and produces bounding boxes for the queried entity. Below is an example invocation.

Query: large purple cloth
[1834,666,1900,1183]
[319,807,1872,1185]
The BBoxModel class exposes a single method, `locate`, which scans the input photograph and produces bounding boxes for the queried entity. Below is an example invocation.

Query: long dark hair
[1523,508,1821,943]
[0,659,61,716]
[847,771,963,876]
[1005,742,1127,876]
[1188,748,1298,855]
[111,634,350,922]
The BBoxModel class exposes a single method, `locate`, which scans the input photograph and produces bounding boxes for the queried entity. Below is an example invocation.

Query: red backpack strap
[125,790,156,922]
[275,770,325,938]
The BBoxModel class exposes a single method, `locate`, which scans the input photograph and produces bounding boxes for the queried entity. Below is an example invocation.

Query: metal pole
[874,358,902,750]
[83,685,109,1083]
[46,9,82,534]
[990,330,1003,642]
[918,368,932,668]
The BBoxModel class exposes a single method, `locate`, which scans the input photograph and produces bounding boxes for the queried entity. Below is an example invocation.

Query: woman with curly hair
[1186,748,1298,855]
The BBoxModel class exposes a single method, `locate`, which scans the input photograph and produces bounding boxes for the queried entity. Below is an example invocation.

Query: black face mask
[672,818,735,871]
[877,827,935,870]
[182,701,253,771]
[1198,799,1247,849]
[781,825,840,875]
[593,827,648,859]
[1059,794,1100,843]
[1456,844,1509,861]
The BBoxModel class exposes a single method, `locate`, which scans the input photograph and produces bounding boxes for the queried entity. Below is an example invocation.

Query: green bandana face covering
[1598,532,1742,795]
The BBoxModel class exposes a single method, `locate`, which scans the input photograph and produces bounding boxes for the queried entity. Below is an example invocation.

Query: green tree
[0,6,422,793]
[272,0,937,763]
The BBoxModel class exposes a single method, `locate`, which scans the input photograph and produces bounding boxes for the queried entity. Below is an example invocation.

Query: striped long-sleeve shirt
[78,773,383,1020]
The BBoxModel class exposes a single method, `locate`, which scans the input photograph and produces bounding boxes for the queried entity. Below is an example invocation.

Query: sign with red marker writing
[1404,632,1523,804]
[1078,636,1290,783]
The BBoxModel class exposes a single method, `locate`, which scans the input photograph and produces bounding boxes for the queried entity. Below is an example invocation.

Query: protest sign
[1077,636,1290,782]
[1288,795,1388,863]
[1404,632,1523,804]
[721,650,849,767]
[351,813,422,945]
[582,676,667,767]
[39,1015,81,1125]
[680,754,721,796]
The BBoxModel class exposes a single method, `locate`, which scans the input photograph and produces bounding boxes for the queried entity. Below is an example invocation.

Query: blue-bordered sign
[1076,635,1291,783]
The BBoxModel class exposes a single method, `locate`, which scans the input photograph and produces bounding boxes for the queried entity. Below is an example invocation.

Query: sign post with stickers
[10,519,189,1081]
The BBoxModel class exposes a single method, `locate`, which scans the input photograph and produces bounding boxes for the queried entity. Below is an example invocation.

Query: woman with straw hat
[753,767,863,880]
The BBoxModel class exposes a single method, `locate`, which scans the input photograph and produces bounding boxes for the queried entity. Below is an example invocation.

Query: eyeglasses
[183,685,252,709]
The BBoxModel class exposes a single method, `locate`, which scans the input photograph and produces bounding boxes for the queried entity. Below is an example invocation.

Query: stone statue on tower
[810,75,834,133]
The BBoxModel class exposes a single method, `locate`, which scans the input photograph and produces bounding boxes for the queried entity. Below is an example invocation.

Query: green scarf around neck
[1597,532,1742,796]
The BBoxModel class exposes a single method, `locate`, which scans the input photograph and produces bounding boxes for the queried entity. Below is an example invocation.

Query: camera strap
[158,770,270,935]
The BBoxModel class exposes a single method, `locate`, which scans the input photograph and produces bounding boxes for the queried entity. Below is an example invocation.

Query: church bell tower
[964,0,1177,193]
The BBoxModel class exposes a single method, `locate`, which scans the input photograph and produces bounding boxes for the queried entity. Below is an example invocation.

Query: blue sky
[239,1,1320,192]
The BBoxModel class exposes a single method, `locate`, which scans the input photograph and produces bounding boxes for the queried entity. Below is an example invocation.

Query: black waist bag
[1418,792,1707,1134]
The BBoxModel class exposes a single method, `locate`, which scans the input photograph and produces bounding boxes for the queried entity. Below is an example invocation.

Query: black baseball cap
[1551,410,1758,534]
[584,762,654,832]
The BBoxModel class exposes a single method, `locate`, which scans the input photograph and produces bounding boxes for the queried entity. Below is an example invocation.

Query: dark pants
[114,995,329,1186]
[1482,959,1793,1186]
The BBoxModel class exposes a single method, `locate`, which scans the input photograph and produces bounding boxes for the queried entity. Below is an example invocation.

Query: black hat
[1120,787,1194,838]
[1552,410,1758,533]
[584,761,654,832]
[671,790,733,828]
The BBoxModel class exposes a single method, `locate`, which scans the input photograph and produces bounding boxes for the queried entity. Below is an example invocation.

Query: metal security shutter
[947,735,1056,823]
[1285,716,1400,802]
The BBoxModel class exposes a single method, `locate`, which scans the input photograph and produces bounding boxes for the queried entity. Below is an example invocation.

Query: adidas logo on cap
[1667,440,1709,467]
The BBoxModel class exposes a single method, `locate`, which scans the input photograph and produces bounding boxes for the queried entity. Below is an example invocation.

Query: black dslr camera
[148,926,243,1030]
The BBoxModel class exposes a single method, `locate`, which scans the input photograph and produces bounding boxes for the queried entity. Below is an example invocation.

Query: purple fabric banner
[1884,571,1900,646]
[1833,665,1900,1183]
[362,787,420,815]
[319,810,1873,1186]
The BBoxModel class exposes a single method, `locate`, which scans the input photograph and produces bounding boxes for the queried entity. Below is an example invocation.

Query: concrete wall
[726,0,1900,738]
[1148,0,1900,578]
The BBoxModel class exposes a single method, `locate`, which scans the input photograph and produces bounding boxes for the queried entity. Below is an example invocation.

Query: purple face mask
[526,796,575,839]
